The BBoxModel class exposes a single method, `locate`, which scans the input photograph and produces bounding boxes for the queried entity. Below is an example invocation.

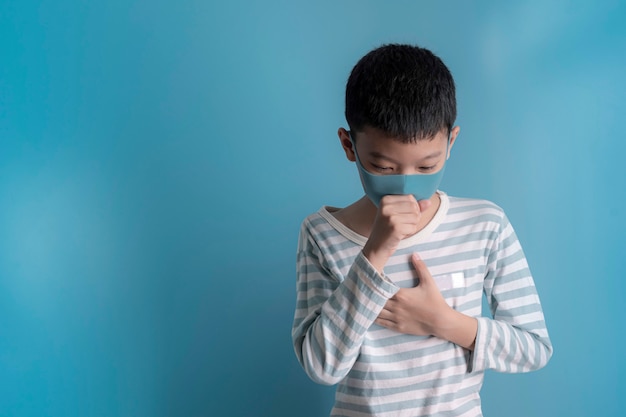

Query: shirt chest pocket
[434,272,465,290]
[434,272,467,309]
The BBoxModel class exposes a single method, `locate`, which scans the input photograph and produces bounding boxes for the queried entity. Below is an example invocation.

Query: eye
[419,165,437,172]
[371,163,393,172]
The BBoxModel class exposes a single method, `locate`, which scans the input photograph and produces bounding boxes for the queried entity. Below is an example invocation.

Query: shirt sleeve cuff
[352,251,400,301]
[468,316,491,373]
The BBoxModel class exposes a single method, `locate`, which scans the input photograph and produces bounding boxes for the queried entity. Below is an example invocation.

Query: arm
[291,222,399,385]
[470,214,553,373]
[374,210,552,372]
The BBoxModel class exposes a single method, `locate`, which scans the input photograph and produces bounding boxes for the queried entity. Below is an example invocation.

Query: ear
[446,126,461,160]
[338,127,356,162]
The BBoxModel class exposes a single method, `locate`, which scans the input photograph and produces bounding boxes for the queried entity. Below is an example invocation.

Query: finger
[375,317,397,329]
[382,297,399,312]
[417,199,432,212]
[381,194,416,203]
[411,253,435,286]
[381,195,421,212]
[377,307,395,320]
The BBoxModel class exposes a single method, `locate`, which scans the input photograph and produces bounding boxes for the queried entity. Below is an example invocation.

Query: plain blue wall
[1,1,625,416]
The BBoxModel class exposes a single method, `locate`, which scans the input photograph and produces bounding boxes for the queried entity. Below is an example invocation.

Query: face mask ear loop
[348,131,363,165]
[445,132,452,161]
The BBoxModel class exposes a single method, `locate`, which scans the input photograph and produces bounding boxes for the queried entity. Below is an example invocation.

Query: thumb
[418,199,432,212]
[411,253,434,286]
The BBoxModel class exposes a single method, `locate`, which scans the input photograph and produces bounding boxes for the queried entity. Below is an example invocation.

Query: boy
[291,44,553,417]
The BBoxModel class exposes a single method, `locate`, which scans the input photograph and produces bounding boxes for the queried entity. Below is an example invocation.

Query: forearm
[293,252,399,384]
[433,307,478,350]
[361,243,392,274]
[470,316,552,373]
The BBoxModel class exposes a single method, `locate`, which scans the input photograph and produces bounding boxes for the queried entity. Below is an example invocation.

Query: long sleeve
[470,213,553,373]
[291,221,399,385]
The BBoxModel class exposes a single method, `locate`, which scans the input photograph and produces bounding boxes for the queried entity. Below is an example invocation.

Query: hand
[376,253,478,349]
[375,253,449,336]
[362,195,431,272]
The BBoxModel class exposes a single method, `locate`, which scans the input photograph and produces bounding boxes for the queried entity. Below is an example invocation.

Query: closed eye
[419,165,437,172]
[371,164,393,172]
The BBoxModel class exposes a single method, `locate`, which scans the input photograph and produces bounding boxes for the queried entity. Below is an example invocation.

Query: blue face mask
[351,133,450,207]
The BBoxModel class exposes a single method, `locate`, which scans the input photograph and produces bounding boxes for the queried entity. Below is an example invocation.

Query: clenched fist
[362,194,432,272]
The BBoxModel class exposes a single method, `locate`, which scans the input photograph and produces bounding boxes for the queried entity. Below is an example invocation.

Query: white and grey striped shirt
[292,192,552,417]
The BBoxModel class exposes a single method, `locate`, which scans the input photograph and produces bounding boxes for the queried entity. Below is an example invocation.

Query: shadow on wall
[162,260,335,417]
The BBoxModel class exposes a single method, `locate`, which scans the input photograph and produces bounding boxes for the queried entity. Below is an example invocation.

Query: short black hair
[345,43,456,142]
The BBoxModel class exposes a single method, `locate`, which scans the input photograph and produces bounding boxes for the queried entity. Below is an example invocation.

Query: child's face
[340,125,459,176]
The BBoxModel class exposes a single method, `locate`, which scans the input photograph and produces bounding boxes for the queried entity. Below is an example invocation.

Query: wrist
[361,243,392,273]
[434,308,478,350]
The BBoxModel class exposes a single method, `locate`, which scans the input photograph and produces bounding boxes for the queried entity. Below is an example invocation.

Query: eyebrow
[368,150,443,163]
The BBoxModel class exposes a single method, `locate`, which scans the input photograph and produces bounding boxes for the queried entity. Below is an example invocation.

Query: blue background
[1,1,625,416]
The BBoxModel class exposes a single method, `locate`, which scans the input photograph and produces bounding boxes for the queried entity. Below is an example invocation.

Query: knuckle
[380,195,394,205]
[394,290,407,303]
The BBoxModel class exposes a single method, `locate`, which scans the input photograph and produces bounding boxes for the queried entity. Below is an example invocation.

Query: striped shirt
[292,192,553,417]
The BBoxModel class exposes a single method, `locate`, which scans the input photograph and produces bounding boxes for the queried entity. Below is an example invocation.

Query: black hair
[345,43,456,142]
